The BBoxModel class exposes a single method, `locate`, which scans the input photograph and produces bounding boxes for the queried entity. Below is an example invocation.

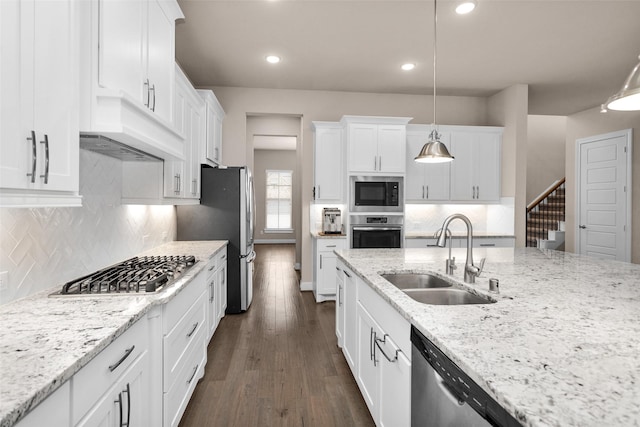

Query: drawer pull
[108,345,135,372]
[326,245,336,248]
[208,264,216,271]
[344,270,351,278]
[480,243,496,247]
[186,322,199,338]
[187,364,199,384]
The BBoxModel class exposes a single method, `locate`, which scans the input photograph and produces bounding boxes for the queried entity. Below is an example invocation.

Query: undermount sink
[403,288,495,305]
[381,273,453,289]
[381,272,495,305]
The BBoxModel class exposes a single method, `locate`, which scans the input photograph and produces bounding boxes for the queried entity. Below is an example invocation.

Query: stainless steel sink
[403,288,495,305]
[381,273,453,289]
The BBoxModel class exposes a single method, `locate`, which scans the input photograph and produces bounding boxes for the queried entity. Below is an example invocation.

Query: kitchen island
[0,240,227,427]
[336,247,640,427]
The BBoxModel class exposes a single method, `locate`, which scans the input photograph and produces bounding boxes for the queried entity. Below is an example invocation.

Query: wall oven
[350,176,403,213]
[351,215,403,249]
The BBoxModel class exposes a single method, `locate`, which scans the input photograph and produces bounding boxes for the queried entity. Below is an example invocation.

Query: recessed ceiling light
[401,63,416,71]
[455,0,477,14]
[265,55,281,64]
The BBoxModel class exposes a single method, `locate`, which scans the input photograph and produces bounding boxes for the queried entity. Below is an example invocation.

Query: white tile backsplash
[0,150,176,305]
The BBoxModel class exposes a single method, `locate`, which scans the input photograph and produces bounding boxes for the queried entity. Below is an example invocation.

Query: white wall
[0,150,176,304]
[254,149,298,243]
[206,86,511,283]
[565,107,640,263]
[527,115,567,203]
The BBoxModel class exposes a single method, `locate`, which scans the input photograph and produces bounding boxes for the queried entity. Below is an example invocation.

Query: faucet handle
[476,257,486,277]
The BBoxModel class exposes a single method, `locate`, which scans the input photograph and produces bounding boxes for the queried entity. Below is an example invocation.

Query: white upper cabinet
[197,90,225,167]
[405,128,451,201]
[312,121,343,202]
[343,116,411,175]
[79,0,185,161]
[0,0,81,207]
[449,128,502,202]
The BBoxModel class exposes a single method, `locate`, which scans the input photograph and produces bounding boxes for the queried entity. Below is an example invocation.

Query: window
[265,170,292,231]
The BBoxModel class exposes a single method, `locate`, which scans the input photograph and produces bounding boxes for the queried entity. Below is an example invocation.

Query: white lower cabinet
[313,238,346,302]
[73,313,151,427]
[335,264,345,348]
[14,382,70,427]
[205,247,228,340]
[338,262,411,427]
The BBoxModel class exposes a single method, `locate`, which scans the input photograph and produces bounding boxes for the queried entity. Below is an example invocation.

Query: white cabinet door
[198,90,225,166]
[318,250,337,295]
[335,265,345,348]
[76,351,149,427]
[313,124,343,202]
[376,125,405,174]
[146,0,174,122]
[97,0,146,103]
[450,130,501,202]
[405,131,450,201]
[378,336,411,427]
[14,382,70,427]
[0,0,79,199]
[217,254,227,322]
[348,123,378,173]
[164,161,185,198]
[356,302,380,421]
[343,267,357,372]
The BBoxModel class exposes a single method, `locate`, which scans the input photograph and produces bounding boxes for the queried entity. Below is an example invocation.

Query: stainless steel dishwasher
[411,327,521,427]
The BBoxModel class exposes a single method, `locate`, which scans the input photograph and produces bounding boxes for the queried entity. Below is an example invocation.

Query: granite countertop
[0,240,227,427]
[310,230,347,239]
[335,247,640,427]
[404,232,515,239]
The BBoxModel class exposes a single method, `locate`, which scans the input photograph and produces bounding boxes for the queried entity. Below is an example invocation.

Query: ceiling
[175,0,640,116]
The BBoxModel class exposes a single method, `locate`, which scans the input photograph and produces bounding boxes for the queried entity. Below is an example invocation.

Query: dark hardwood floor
[179,244,374,427]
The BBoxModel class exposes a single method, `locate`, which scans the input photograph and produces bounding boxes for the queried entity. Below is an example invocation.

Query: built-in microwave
[350,176,403,212]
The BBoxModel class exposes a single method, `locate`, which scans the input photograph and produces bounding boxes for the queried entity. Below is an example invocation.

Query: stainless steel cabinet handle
[326,244,336,248]
[480,243,495,247]
[317,185,320,199]
[422,185,425,199]
[187,364,199,384]
[108,345,135,372]
[186,322,198,338]
[476,186,480,199]
[123,383,131,427]
[319,254,323,269]
[192,179,197,195]
[114,391,124,427]
[144,79,150,107]
[338,284,342,306]
[579,225,587,229]
[214,147,219,161]
[343,270,351,278]
[27,130,36,183]
[378,156,381,171]
[150,84,156,111]
[210,281,214,302]
[40,134,49,184]
[375,335,400,363]
[426,185,429,199]
[370,327,375,362]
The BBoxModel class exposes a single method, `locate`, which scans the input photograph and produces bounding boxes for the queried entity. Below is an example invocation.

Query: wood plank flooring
[179,244,374,427]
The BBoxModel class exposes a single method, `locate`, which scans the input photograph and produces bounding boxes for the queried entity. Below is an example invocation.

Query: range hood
[80,134,162,162]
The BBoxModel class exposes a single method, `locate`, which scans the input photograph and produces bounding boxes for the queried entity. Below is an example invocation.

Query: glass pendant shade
[414,130,454,163]
[605,55,640,111]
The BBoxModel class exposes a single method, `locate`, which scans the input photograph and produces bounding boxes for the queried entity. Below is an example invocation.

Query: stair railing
[526,178,566,248]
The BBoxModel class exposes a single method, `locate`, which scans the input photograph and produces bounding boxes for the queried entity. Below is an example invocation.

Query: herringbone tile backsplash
[0,150,176,304]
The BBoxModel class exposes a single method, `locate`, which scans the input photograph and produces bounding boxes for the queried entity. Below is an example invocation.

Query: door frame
[574,129,633,262]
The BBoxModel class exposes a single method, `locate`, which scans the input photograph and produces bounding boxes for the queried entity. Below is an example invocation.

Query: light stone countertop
[404,232,515,239]
[335,247,640,427]
[0,240,227,427]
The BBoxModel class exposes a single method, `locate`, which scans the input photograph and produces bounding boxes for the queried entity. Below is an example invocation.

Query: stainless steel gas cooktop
[51,255,197,296]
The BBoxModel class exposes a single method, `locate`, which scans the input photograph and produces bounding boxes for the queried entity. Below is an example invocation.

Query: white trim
[263,228,294,234]
[575,129,632,262]
[300,281,313,291]
[254,239,296,244]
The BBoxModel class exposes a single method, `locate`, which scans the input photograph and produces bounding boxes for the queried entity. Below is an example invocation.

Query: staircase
[526,178,566,249]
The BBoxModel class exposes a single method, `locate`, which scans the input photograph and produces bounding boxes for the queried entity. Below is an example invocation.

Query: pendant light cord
[432,0,437,129]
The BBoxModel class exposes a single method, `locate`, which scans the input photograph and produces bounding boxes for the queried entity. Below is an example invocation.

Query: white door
[577,130,632,261]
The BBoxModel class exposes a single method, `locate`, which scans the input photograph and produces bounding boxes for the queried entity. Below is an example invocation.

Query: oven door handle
[352,226,402,231]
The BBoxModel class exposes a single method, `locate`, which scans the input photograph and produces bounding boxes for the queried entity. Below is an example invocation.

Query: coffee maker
[322,208,342,234]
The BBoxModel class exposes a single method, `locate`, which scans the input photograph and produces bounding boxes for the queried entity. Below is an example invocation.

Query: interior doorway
[246,114,303,271]
[575,129,632,262]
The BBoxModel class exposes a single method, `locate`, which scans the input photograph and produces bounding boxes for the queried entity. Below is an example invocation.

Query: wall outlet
[0,271,8,292]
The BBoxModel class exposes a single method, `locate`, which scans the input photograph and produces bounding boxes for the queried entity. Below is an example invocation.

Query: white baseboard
[300,281,312,291]
[255,239,296,244]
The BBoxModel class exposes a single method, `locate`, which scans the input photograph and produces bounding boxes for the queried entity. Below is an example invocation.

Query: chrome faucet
[434,228,456,275]
[436,214,485,284]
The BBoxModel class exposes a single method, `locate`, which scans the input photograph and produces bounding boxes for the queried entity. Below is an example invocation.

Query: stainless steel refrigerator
[176,166,256,313]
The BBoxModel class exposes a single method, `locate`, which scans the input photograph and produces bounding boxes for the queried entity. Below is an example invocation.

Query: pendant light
[604,54,640,111]
[415,0,454,164]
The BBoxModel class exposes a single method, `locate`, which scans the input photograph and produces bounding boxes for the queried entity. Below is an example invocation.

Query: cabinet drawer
[164,325,207,427]
[164,290,207,392]
[317,239,346,252]
[163,271,206,332]
[72,315,149,424]
[357,280,411,358]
